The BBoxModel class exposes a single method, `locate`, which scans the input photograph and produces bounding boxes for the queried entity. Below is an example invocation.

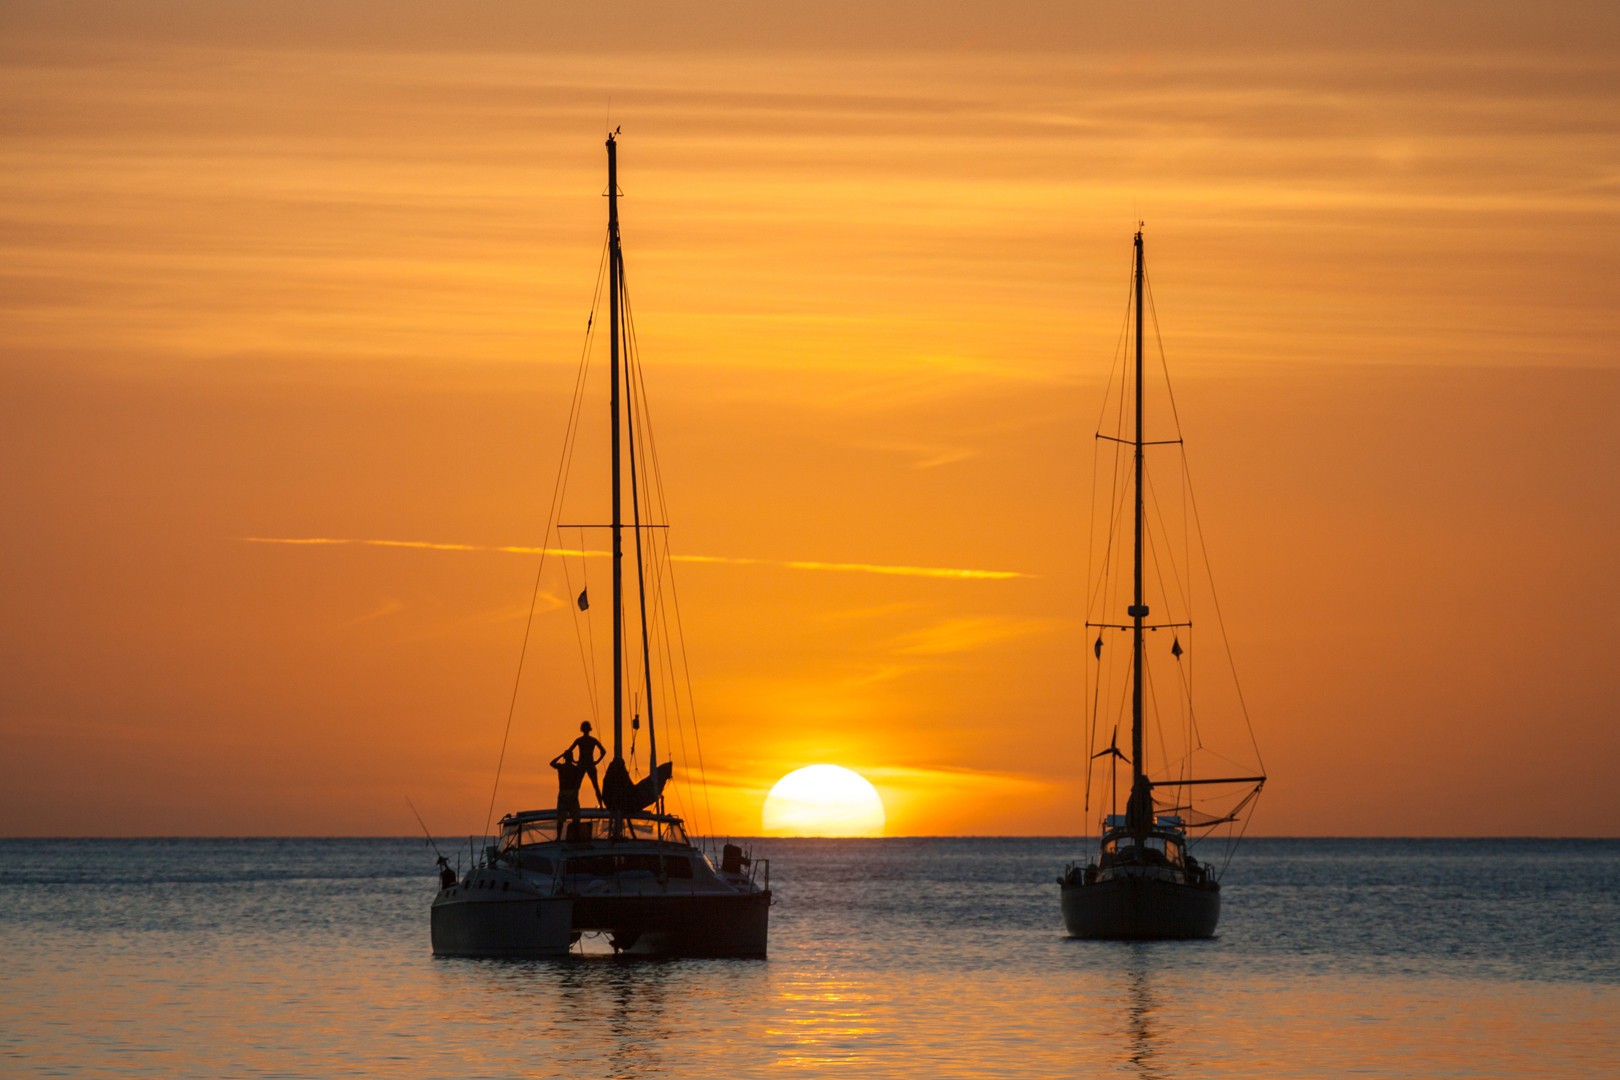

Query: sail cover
[603,760,673,814]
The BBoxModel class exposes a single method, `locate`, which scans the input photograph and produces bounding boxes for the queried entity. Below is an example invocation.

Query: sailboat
[1058,229,1266,940]
[431,133,771,958]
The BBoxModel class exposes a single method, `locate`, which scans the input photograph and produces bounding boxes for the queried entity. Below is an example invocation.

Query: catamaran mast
[608,133,625,766]
[1131,228,1145,789]
[623,252,660,806]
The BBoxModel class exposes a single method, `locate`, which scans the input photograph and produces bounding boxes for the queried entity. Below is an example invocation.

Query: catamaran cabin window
[619,854,662,875]
[500,824,557,851]
[513,852,553,873]
[564,853,681,877]
[566,855,617,878]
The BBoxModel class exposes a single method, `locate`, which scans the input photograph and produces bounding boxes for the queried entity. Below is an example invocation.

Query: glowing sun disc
[762,765,886,836]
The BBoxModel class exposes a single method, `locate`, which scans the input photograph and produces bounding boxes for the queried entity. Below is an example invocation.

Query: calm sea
[1,838,1615,1078]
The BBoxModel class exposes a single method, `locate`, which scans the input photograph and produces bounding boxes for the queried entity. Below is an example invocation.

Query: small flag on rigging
[577,588,589,611]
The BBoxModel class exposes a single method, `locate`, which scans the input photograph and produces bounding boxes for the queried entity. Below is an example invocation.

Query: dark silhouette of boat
[1058,229,1265,940]
[431,133,770,958]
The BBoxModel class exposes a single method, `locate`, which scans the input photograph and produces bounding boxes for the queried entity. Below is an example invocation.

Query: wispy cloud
[892,616,1064,655]
[345,598,404,626]
[678,553,1024,580]
[860,440,981,469]
[863,763,1055,797]
[239,537,1027,581]
[241,536,596,557]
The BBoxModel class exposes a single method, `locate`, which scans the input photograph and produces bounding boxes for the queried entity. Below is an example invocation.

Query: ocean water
[1,838,1615,1078]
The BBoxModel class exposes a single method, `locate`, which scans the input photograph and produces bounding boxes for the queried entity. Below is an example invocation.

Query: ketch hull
[1061,876,1220,940]
[431,893,575,958]
[574,890,771,957]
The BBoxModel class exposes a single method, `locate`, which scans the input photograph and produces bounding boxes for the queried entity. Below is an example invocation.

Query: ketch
[431,133,771,958]
[1058,228,1267,939]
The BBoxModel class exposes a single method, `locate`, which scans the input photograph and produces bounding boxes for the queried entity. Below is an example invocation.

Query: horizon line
[6,834,1615,842]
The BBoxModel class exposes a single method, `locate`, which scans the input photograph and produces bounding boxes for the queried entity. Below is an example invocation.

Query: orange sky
[3,2,1618,837]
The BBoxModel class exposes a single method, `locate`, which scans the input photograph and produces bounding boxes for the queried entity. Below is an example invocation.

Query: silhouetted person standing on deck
[569,721,606,805]
[551,750,584,839]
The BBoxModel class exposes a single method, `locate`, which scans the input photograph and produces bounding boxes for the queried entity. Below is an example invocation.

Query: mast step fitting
[1127,604,1150,617]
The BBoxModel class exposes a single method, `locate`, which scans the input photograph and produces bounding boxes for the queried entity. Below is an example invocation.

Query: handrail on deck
[500,807,686,826]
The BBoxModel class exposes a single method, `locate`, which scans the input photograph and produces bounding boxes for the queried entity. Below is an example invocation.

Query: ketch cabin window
[1101,836,1182,863]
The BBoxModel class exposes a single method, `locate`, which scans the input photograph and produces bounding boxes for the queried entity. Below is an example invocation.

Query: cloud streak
[891,616,1065,655]
[239,537,1027,581]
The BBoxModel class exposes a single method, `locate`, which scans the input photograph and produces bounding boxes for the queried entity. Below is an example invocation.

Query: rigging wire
[1143,465,1191,616]
[1141,468,1193,798]
[1087,258,1140,832]
[559,533,601,730]
[619,291,718,844]
[1142,636,1173,789]
[1143,267,1195,801]
[1144,268,1264,776]
[1083,417,1105,819]
[481,233,611,842]
[1075,247,1266,866]
[563,258,615,729]
[1142,266,1200,801]
[612,275,677,822]
[1137,268,1264,870]
[1181,456,1267,775]
[617,260,716,841]
[615,261,669,817]
[1171,640,1206,751]
[618,267,680,818]
[626,268,705,827]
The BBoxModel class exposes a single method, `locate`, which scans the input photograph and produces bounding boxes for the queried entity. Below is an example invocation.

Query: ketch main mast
[608,132,624,766]
[1120,228,1159,837]
[1130,228,1146,793]
[1060,226,1266,940]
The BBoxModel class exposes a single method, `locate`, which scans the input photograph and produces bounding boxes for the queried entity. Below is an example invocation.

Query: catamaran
[1058,229,1266,939]
[431,133,771,958]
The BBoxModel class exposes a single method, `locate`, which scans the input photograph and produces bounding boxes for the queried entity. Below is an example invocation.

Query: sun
[762,765,886,836]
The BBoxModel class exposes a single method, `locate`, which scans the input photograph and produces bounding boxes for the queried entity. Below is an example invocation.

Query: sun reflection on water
[1123,953,1165,1080]
[769,977,881,1068]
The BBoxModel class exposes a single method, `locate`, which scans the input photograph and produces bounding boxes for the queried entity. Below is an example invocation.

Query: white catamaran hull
[1060,876,1220,940]
[431,890,574,958]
